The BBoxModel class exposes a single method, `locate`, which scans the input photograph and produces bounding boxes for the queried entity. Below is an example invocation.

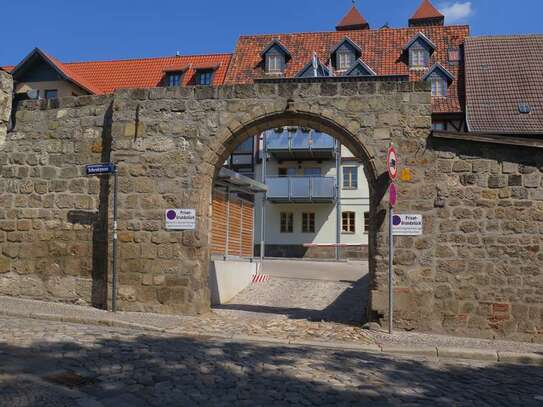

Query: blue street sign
[86,163,115,175]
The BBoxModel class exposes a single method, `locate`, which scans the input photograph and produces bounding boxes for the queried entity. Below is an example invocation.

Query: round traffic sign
[389,183,398,208]
[387,145,398,180]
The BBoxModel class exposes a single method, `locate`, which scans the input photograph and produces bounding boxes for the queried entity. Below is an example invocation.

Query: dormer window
[266,53,284,73]
[331,38,362,72]
[431,77,447,96]
[166,72,182,87]
[410,48,428,67]
[337,50,355,70]
[261,40,291,74]
[404,33,436,69]
[345,59,377,77]
[422,63,455,98]
[197,70,214,86]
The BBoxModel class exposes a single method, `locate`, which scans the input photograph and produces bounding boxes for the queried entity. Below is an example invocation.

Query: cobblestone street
[1,316,542,406]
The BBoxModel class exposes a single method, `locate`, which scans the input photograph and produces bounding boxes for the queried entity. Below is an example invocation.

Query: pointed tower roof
[409,0,444,27]
[336,5,369,31]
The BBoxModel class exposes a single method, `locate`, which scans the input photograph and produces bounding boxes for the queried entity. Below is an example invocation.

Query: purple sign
[389,183,398,208]
[393,215,402,226]
[166,210,177,220]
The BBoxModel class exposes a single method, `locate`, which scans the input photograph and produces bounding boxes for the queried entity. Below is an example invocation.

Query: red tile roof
[465,35,543,134]
[225,25,469,113]
[336,6,369,31]
[0,66,14,72]
[64,54,232,94]
[4,51,232,94]
[411,0,444,20]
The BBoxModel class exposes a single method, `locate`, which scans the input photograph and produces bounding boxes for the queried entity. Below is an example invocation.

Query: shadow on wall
[0,328,540,405]
[67,103,114,310]
[215,274,369,326]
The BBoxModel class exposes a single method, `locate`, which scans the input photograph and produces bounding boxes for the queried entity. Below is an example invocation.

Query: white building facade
[227,128,370,259]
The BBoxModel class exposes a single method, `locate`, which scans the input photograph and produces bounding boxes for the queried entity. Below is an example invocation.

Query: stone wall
[0,77,541,342]
[0,71,12,144]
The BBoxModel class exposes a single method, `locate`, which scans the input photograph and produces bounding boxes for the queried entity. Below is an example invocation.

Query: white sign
[392,214,423,236]
[165,209,196,230]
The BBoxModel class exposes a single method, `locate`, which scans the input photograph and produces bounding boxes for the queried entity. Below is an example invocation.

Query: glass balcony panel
[290,177,311,198]
[266,131,290,150]
[311,177,336,199]
[266,177,289,199]
[311,132,335,149]
[291,131,310,150]
[231,154,253,165]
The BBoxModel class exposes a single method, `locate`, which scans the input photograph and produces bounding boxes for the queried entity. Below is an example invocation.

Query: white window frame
[337,51,354,71]
[431,77,447,97]
[343,167,358,190]
[410,48,427,67]
[280,212,294,233]
[266,54,283,73]
[342,211,356,234]
[302,212,315,233]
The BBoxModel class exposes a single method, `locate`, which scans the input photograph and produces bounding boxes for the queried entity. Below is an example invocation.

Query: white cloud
[439,2,474,23]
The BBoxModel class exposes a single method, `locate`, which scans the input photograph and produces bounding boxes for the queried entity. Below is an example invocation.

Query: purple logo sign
[392,215,402,226]
[166,210,177,220]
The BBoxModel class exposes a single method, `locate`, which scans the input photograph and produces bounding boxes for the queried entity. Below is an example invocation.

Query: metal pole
[260,132,267,262]
[224,187,230,260]
[388,204,394,334]
[335,139,341,261]
[111,165,119,313]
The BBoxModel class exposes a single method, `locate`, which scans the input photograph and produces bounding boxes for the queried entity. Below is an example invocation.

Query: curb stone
[1,309,542,366]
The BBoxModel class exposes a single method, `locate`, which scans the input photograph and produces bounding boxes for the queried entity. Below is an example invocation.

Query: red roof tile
[64,54,232,94]
[225,25,469,113]
[465,35,543,134]
[411,0,444,20]
[336,6,369,31]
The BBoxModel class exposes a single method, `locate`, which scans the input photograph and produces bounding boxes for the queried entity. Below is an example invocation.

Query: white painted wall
[253,141,370,246]
[208,260,257,305]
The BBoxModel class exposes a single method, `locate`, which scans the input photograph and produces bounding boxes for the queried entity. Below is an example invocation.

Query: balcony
[266,176,336,203]
[266,130,335,161]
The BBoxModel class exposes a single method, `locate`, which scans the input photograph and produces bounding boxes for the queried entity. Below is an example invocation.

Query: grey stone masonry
[0,77,541,343]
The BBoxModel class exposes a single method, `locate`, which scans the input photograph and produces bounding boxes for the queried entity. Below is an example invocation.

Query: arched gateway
[5,74,542,342]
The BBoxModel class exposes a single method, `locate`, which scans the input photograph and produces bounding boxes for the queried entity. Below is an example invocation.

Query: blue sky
[1,0,541,65]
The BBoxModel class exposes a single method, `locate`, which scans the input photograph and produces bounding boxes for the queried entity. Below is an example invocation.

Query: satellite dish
[27,89,39,100]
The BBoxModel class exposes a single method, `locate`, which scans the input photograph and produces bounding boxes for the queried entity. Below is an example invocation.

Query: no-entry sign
[387,145,398,180]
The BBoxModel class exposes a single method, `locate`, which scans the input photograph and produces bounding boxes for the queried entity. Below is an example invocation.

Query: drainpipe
[335,139,342,261]
[260,132,267,262]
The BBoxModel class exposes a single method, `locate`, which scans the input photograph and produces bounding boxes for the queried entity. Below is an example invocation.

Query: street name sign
[392,214,423,236]
[86,163,115,175]
[165,209,196,230]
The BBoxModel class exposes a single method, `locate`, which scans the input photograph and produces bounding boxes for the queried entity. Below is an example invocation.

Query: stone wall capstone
[0,78,541,343]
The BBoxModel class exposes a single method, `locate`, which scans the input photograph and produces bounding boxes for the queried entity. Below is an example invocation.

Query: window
[448,48,461,64]
[280,212,294,233]
[432,121,447,131]
[197,70,213,86]
[266,54,283,73]
[303,168,321,176]
[278,167,296,177]
[44,89,58,100]
[431,77,447,97]
[364,211,370,234]
[166,72,182,87]
[342,212,356,234]
[302,213,315,233]
[337,50,355,70]
[343,167,358,189]
[409,48,427,67]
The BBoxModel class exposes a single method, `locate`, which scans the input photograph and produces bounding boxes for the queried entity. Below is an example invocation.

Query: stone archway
[205,109,383,321]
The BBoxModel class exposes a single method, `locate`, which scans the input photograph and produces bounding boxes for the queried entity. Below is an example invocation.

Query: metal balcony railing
[266,130,335,152]
[266,176,336,202]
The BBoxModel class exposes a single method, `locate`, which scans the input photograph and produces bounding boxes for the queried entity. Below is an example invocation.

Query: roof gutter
[432,130,543,149]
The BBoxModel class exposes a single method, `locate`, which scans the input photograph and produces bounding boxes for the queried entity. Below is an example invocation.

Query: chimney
[409,0,444,27]
[336,5,370,31]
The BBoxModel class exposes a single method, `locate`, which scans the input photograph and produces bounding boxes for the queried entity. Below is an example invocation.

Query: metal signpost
[386,144,398,335]
[85,163,119,312]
